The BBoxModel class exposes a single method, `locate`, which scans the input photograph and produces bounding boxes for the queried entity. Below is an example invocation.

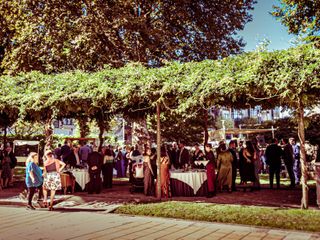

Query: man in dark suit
[60,140,71,162]
[54,144,62,160]
[265,138,283,189]
[177,142,190,169]
[289,138,301,185]
[282,138,295,188]
[87,148,103,194]
[169,142,179,169]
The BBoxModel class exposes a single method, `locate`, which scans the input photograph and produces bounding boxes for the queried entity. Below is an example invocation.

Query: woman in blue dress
[25,152,43,210]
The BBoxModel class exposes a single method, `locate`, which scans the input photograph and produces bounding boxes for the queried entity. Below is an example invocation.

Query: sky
[239,0,296,52]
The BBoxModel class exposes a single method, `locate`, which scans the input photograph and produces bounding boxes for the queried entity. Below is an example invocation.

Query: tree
[0,0,256,73]
[253,45,320,209]
[148,110,207,145]
[306,114,320,145]
[0,74,21,145]
[272,0,320,40]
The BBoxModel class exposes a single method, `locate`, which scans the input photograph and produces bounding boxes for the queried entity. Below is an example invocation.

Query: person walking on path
[216,143,233,192]
[43,150,66,211]
[25,152,43,210]
[205,144,216,197]
[265,138,283,189]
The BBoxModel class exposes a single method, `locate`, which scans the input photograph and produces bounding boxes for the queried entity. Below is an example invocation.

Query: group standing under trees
[0,1,320,209]
[0,43,319,209]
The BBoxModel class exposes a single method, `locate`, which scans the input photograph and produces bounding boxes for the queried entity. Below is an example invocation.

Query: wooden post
[156,102,161,200]
[3,126,7,147]
[203,108,209,147]
[77,117,89,138]
[98,121,105,152]
[44,118,53,151]
[297,99,309,209]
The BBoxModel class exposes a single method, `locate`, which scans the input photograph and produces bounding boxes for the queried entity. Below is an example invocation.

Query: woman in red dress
[205,144,216,197]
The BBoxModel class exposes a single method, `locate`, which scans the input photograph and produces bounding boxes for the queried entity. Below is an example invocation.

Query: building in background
[219,106,290,127]
[53,118,75,136]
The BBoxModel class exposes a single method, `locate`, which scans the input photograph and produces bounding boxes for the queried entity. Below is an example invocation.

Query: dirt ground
[0,178,318,209]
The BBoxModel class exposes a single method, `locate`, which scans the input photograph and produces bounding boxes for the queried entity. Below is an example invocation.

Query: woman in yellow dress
[216,143,233,192]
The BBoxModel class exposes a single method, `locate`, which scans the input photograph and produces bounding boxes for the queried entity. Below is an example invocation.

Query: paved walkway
[0,206,319,240]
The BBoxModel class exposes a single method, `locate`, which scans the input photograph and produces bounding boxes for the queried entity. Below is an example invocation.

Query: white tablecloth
[70,170,90,190]
[170,171,207,195]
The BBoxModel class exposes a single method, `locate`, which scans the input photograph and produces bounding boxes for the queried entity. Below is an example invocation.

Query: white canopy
[13,140,40,146]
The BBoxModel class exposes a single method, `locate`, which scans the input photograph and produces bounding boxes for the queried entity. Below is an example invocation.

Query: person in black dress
[102,146,115,188]
[87,149,103,194]
[228,140,238,191]
[241,141,256,191]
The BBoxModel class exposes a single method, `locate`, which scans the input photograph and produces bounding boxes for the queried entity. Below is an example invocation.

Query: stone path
[0,206,319,240]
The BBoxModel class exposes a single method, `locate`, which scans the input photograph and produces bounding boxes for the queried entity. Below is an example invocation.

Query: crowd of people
[0,136,312,209]
[137,137,304,198]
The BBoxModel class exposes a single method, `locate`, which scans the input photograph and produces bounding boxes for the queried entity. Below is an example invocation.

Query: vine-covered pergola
[1,44,320,208]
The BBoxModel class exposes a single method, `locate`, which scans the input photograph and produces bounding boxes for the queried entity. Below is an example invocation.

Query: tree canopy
[0,0,256,74]
[272,0,320,39]
[1,43,319,127]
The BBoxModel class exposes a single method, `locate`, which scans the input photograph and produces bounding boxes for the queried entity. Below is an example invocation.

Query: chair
[60,173,76,195]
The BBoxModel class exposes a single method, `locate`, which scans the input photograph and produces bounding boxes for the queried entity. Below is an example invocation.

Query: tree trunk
[44,118,53,151]
[203,108,209,147]
[297,99,309,209]
[3,126,7,147]
[77,117,89,138]
[156,102,162,200]
[98,122,105,152]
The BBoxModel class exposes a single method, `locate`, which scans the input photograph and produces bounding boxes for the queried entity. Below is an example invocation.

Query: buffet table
[170,170,208,197]
[69,169,90,190]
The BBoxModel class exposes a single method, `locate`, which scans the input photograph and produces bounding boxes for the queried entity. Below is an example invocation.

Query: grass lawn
[237,174,316,186]
[115,201,320,232]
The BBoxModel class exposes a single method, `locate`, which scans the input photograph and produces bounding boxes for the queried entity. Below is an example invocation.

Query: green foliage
[306,114,320,145]
[0,0,256,73]
[0,43,319,142]
[272,0,320,37]
[10,120,44,138]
